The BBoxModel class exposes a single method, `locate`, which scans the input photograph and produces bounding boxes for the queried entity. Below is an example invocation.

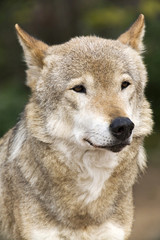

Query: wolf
[0,14,153,240]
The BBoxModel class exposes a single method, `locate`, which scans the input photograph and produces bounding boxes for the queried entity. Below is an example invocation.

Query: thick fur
[0,15,153,240]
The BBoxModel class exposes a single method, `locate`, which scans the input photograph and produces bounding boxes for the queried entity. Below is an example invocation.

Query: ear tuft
[15,24,48,67]
[118,14,145,53]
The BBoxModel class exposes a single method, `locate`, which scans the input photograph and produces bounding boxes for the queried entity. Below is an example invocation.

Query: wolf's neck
[53,140,119,204]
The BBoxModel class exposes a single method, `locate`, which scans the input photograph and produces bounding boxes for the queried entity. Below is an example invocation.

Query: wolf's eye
[121,81,130,90]
[72,85,86,93]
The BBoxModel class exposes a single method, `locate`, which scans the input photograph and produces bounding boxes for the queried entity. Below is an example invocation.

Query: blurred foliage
[0,81,29,136]
[0,0,160,164]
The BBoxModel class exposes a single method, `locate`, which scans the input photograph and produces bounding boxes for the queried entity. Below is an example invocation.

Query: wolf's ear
[118,14,145,53]
[15,24,48,68]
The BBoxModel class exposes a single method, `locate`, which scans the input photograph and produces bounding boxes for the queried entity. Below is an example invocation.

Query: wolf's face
[40,39,144,152]
[15,15,152,153]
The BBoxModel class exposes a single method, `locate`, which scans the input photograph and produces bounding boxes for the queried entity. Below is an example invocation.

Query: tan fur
[118,14,145,52]
[0,15,153,240]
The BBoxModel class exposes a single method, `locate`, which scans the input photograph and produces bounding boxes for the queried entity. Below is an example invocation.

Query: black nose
[110,117,134,141]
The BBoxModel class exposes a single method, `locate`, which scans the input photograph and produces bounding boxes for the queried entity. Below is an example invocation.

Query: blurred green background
[0,0,159,240]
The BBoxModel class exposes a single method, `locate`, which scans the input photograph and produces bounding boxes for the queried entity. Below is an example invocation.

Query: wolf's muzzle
[110,117,134,141]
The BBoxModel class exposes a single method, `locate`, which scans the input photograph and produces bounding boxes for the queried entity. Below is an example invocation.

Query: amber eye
[72,85,86,93]
[121,81,131,90]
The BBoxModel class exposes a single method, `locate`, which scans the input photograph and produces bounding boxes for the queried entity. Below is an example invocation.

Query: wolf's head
[15,14,152,153]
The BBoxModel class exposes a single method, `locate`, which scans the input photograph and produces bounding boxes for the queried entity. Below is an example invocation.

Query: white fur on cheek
[73,111,115,148]
[137,145,146,171]
[46,112,73,140]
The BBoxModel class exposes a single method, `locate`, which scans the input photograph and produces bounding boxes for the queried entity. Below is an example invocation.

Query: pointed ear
[118,14,145,53]
[15,24,48,67]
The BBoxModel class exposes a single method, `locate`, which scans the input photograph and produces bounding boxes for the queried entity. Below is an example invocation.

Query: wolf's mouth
[84,139,130,153]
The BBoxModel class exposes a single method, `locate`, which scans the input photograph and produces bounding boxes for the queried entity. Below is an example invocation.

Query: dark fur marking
[64,97,78,110]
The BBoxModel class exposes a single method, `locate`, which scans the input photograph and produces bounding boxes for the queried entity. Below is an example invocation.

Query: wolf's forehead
[67,37,125,60]
[59,41,127,75]
[49,37,127,63]
[46,37,137,82]
[63,55,126,82]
